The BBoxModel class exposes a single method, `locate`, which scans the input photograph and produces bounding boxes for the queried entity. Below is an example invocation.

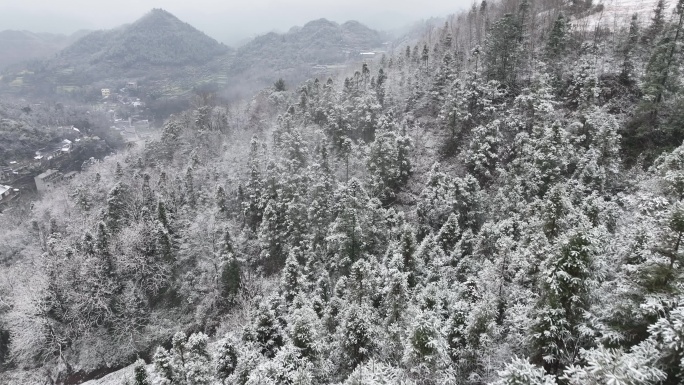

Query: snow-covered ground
[81,364,137,385]
[574,0,677,30]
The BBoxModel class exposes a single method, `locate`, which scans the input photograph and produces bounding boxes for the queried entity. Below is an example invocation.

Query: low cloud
[0,0,469,44]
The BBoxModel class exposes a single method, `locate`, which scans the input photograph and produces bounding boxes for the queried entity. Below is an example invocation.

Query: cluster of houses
[0,184,19,206]
[101,81,143,107]
[111,117,152,143]
[34,139,73,164]
[1,162,83,210]
[310,48,388,76]
[99,81,152,144]
[1,82,151,210]
[1,127,87,206]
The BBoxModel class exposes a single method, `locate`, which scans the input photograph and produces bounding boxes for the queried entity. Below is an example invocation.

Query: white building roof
[36,169,59,179]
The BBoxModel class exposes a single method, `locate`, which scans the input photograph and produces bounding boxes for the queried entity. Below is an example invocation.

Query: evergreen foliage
[4,1,684,384]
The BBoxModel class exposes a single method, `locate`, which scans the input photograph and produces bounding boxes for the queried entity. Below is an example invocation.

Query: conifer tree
[642,1,684,115]
[337,303,377,373]
[439,73,502,155]
[288,299,321,359]
[416,163,454,237]
[141,173,154,211]
[566,50,599,110]
[216,336,239,384]
[367,126,400,204]
[106,182,129,233]
[382,257,409,324]
[436,213,461,254]
[281,249,302,303]
[327,180,372,273]
[620,14,640,85]
[531,230,594,375]
[258,198,288,274]
[546,13,569,60]
[216,185,227,214]
[244,136,264,232]
[184,332,213,385]
[485,13,522,88]
[395,225,418,288]
[466,119,502,184]
[247,300,284,358]
[421,44,429,69]
[221,257,241,302]
[403,307,445,372]
[642,0,667,45]
[396,124,413,186]
[153,347,174,384]
[493,357,556,385]
[185,167,195,207]
[133,358,150,385]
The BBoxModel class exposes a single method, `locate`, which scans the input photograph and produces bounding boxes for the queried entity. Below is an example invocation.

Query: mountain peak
[142,8,177,20]
[133,8,184,29]
[302,18,339,30]
[60,8,227,68]
[341,20,373,32]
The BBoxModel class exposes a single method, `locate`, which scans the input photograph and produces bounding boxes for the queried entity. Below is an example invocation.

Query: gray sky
[0,0,469,45]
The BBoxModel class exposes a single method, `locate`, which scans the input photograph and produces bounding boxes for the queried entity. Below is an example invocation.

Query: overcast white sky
[0,0,470,45]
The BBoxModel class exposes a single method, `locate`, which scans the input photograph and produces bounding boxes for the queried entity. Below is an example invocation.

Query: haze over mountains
[0,9,387,104]
[0,30,90,70]
[58,9,230,67]
[0,0,462,47]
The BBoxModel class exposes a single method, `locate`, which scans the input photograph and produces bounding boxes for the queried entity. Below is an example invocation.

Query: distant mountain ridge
[59,9,229,67]
[230,18,385,88]
[0,10,386,104]
[0,30,89,70]
[236,18,383,68]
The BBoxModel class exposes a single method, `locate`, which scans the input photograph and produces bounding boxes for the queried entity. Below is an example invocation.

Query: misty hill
[0,11,385,111]
[0,30,88,70]
[225,18,385,97]
[59,9,229,68]
[233,18,384,72]
[0,9,233,106]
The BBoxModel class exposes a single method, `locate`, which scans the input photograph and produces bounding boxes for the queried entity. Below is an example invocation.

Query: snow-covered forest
[2,0,684,383]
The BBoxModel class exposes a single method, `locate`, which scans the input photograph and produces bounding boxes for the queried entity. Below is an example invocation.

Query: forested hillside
[231,18,384,74]
[0,10,386,109]
[0,100,123,162]
[225,18,386,97]
[2,0,684,384]
[58,9,229,68]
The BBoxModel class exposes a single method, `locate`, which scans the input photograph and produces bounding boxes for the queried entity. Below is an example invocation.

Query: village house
[34,139,73,166]
[35,169,62,193]
[63,171,78,180]
[0,184,11,202]
[1,166,13,181]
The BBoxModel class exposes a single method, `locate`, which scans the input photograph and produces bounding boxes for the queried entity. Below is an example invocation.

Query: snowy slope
[81,364,137,385]
[574,0,677,30]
